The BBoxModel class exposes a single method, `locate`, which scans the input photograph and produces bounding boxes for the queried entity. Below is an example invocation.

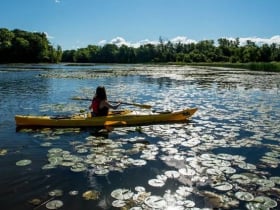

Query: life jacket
[91,98,100,115]
[91,98,109,116]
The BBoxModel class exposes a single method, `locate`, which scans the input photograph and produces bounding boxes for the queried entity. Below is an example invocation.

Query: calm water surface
[0,64,280,210]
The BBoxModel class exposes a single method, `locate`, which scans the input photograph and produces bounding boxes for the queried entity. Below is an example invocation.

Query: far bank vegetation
[1,28,280,71]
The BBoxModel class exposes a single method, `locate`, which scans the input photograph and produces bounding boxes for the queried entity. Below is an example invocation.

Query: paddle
[71,97,152,109]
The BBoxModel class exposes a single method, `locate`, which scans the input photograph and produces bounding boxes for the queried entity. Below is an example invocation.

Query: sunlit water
[0,64,279,210]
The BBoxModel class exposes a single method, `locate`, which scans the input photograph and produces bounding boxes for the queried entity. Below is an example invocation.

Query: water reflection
[0,64,280,210]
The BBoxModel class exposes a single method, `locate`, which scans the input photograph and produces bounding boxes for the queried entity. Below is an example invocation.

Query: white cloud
[98,37,158,48]
[54,0,61,3]
[170,36,197,44]
[239,36,280,45]
[110,37,129,46]
[95,35,280,49]
[97,36,197,48]
[44,32,54,39]
[223,36,280,46]
[98,40,107,46]
[131,39,159,48]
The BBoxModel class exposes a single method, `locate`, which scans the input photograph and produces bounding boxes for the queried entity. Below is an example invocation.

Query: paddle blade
[104,121,127,126]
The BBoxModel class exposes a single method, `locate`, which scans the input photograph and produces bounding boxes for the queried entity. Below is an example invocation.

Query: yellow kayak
[15,108,198,128]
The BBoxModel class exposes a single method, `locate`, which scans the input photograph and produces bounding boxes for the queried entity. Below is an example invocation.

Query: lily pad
[245,202,269,210]
[184,200,195,208]
[112,200,126,208]
[69,190,79,196]
[40,142,52,147]
[42,164,57,170]
[16,159,32,166]
[211,182,233,191]
[135,186,145,192]
[95,168,110,175]
[217,153,234,160]
[255,179,275,188]
[132,159,147,166]
[230,174,251,184]
[28,198,41,206]
[46,200,63,209]
[220,166,236,174]
[70,163,87,172]
[270,176,280,185]
[48,157,63,165]
[179,166,196,175]
[144,196,167,209]
[238,162,257,170]
[164,170,180,178]
[111,189,134,200]
[49,189,63,197]
[148,179,165,187]
[176,186,193,197]
[235,191,254,201]
[253,196,278,208]
[82,190,100,200]
[48,148,63,154]
[0,149,8,156]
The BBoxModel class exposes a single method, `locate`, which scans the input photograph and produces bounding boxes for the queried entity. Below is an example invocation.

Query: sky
[1,0,280,50]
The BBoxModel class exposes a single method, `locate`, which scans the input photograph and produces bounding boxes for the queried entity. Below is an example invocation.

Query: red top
[91,98,100,114]
[91,98,109,116]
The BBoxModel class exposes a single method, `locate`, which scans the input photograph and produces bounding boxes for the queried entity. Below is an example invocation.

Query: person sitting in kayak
[89,86,121,116]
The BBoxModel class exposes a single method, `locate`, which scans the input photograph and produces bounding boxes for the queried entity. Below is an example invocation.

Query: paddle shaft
[108,100,151,108]
[71,97,151,109]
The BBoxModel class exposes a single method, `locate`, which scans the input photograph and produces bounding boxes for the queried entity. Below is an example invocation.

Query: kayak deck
[15,108,198,128]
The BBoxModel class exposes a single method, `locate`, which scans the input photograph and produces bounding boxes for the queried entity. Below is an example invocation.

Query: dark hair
[95,86,107,100]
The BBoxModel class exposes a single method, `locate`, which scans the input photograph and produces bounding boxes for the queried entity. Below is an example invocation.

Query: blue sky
[1,0,280,50]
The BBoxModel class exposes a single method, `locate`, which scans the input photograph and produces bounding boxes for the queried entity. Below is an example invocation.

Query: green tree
[62,50,76,62]
[270,43,280,61]
[0,28,60,63]
[136,44,157,63]
[74,48,90,62]
[99,44,118,63]
[88,45,101,62]
[259,44,272,62]
[241,40,260,62]
[0,28,15,62]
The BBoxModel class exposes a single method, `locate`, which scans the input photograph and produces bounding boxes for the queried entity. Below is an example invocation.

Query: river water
[0,64,279,210]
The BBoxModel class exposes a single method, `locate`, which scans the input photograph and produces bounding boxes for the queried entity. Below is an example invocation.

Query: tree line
[1,28,280,64]
[62,38,280,63]
[0,28,62,63]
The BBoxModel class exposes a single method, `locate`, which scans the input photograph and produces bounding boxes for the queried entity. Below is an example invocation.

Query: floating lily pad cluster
[110,186,197,209]
[29,188,101,209]
[33,100,279,209]
[40,135,150,175]
[130,122,279,209]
